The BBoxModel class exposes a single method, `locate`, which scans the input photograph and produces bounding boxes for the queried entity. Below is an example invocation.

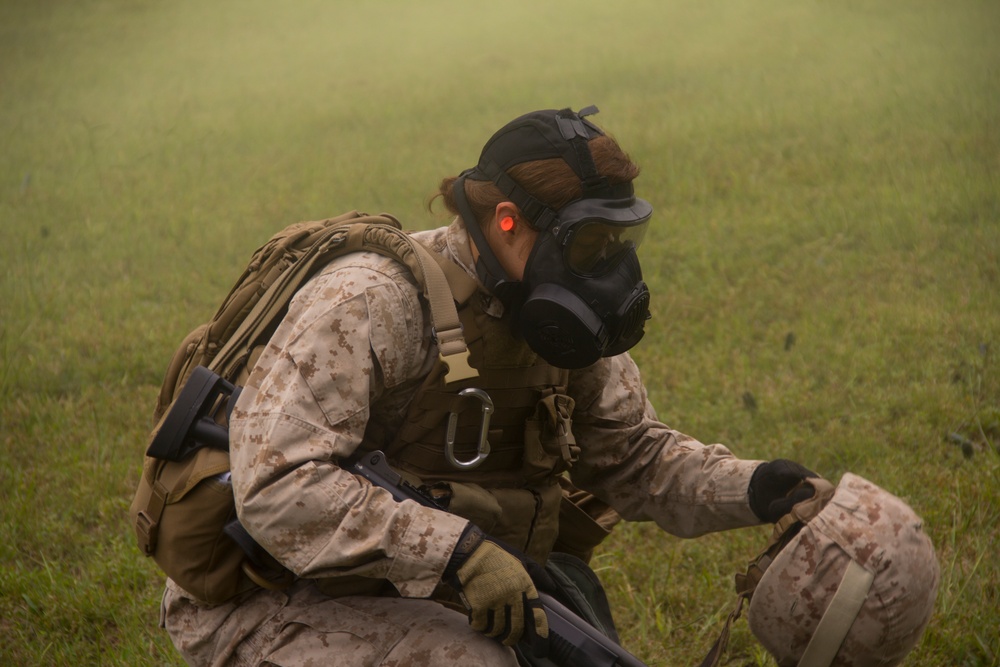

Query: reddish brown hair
[432,135,641,228]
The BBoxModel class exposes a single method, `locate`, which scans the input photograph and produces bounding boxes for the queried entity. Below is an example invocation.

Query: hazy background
[2,1,997,664]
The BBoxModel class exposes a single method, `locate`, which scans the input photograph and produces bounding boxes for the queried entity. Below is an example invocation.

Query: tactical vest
[388,291,578,564]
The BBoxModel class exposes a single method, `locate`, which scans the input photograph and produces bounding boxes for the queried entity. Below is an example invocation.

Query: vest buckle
[445,388,494,469]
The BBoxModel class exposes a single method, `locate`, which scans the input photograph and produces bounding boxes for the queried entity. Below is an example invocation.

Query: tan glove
[446,527,549,647]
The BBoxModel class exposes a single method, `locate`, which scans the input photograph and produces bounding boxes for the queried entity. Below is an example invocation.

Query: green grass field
[2,0,998,664]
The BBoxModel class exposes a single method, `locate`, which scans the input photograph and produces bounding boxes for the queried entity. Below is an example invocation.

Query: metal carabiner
[445,388,494,470]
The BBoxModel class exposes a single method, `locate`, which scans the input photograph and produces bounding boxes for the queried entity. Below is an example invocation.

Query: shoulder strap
[357,224,478,385]
[211,217,478,386]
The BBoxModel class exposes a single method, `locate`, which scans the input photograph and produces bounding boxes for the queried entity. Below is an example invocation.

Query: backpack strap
[211,217,479,385]
[355,223,478,385]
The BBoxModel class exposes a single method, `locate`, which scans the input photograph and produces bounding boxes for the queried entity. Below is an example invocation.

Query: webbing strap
[403,237,476,383]
[699,477,838,667]
[697,596,745,667]
[797,560,875,667]
[335,222,475,384]
[212,218,477,385]
[134,478,168,555]
[426,247,479,306]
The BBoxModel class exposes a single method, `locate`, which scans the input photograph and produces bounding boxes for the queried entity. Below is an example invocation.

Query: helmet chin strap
[699,478,840,667]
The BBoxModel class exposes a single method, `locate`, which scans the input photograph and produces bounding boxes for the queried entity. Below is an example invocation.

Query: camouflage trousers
[162,578,518,667]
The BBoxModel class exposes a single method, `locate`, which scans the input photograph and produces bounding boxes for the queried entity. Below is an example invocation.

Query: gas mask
[453,106,653,369]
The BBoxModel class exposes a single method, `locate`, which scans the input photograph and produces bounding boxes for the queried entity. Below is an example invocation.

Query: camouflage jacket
[228,217,762,600]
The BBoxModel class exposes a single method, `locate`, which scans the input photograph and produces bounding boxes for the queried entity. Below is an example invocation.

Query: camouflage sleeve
[228,256,468,599]
[567,353,763,537]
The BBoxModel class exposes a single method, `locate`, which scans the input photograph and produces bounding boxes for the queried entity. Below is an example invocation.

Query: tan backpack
[129,211,478,603]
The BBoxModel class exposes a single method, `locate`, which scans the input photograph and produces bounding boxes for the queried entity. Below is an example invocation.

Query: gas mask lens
[564,219,649,275]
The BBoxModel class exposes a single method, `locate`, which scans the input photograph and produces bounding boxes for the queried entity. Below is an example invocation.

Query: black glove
[748,459,820,523]
[444,525,549,649]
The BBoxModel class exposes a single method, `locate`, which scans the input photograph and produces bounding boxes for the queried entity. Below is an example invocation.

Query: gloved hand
[445,526,548,647]
[748,459,821,523]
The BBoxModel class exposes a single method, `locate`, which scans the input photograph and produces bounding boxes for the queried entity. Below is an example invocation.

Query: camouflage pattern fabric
[748,473,939,666]
[162,578,518,666]
[163,217,765,665]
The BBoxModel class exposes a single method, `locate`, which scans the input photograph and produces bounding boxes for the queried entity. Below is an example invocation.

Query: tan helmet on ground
[744,472,939,667]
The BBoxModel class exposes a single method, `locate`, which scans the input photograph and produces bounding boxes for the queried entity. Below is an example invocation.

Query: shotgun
[149,366,650,667]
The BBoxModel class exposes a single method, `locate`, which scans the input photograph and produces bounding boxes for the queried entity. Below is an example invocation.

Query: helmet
[746,473,939,667]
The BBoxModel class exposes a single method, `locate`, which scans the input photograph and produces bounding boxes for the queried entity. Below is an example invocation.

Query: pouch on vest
[430,480,504,533]
[552,476,622,564]
[523,393,578,482]
[130,447,250,602]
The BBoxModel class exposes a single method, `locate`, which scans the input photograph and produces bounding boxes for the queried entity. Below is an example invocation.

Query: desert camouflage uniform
[162,217,764,666]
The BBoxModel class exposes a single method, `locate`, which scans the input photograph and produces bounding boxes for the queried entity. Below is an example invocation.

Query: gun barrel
[540,592,649,667]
